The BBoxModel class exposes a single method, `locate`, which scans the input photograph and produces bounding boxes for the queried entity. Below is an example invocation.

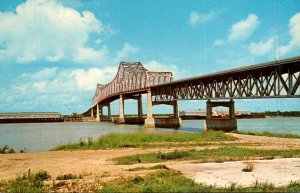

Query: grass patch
[100,169,300,192]
[238,131,300,139]
[56,173,83,180]
[0,170,51,193]
[114,146,300,165]
[52,131,236,150]
[128,164,167,171]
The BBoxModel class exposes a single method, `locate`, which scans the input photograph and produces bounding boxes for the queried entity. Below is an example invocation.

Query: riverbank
[0,133,300,192]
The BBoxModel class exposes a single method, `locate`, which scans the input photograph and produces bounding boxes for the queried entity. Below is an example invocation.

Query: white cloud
[33,81,47,91]
[73,46,109,64]
[189,11,216,26]
[19,67,59,80]
[289,12,300,46]
[113,43,139,63]
[228,14,259,42]
[72,67,117,91]
[144,60,184,79]
[249,36,275,56]
[0,0,110,64]
[213,39,225,46]
[278,12,300,56]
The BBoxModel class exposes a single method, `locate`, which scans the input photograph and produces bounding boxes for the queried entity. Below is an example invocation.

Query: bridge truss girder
[152,57,300,101]
[92,62,173,107]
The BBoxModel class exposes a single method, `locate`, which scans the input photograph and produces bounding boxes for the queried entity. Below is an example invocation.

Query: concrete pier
[145,98,182,128]
[138,94,143,119]
[145,91,155,127]
[119,94,125,123]
[96,103,100,122]
[205,99,237,132]
[172,99,182,127]
[155,118,182,128]
[108,103,111,118]
[91,108,94,118]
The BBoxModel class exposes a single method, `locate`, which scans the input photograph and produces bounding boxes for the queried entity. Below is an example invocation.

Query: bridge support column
[138,94,143,119]
[204,99,237,132]
[100,107,103,117]
[145,91,155,128]
[206,100,212,119]
[119,95,125,123]
[172,100,182,127]
[91,108,94,118]
[96,103,100,122]
[229,99,235,119]
[108,103,111,118]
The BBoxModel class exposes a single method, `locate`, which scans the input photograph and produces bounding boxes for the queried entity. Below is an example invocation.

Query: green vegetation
[242,163,254,172]
[128,164,167,171]
[1,168,299,192]
[53,131,236,150]
[265,111,300,117]
[56,173,83,180]
[0,145,15,154]
[0,170,51,193]
[114,146,300,165]
[100,169,300,193]
[19,147,28,153]
[238,131,300,139]
[0,145,28,154]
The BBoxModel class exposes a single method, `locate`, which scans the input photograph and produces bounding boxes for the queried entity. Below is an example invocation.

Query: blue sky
[0,0,299,115]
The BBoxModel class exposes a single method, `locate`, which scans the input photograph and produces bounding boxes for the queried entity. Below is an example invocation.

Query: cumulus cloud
[0,0,111,64]
[72,67,117,91]
[189,11,216,26]
[113,43,139,63]
[248,12,300,57]
[278,12,300,56]
[249,36,275,56]
[228,14,259,42]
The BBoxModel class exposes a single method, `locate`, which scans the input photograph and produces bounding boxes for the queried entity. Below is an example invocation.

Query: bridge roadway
[83,56,300,131]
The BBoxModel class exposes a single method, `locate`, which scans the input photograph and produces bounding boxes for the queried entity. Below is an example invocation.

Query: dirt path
[0,133,300,191]
[0,148,160,180]
[229,133,300,149]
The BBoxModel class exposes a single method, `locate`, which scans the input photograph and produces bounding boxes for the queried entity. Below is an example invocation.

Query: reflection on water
[0,117,299,152]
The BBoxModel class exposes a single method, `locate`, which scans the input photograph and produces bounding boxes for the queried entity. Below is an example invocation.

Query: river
[0,117,299,152]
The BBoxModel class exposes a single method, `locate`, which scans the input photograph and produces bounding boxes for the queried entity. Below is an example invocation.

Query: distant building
[0,112,63,123]
[235,110,251,115]
[0,112,61,119]
[180,109,218,116]
[179,109,251,116]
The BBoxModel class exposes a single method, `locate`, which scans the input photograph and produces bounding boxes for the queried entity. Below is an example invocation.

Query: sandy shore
[1,133,300,191]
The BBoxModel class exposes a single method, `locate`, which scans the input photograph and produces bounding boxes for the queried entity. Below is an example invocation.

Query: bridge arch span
[92,61,173,107]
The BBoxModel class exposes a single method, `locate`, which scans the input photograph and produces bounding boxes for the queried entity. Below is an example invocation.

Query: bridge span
[83,56,300,131]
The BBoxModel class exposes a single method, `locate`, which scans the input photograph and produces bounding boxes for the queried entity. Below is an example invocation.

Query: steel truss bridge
[84,56,300,130]
[151,56,300,101]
